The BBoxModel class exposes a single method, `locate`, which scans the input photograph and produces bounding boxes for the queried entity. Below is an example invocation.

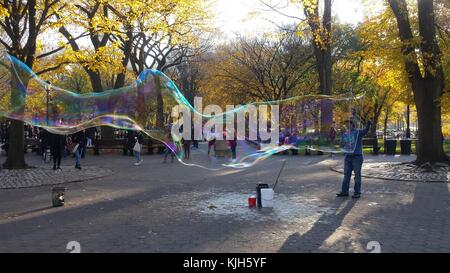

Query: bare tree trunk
[405,104,411,138]
[388,0,447,164]
[2,0,39,169]
[414,82,446,163]
[320,3,333,134]
[383,110,389,139]
[316,50,333,135]
[371,96,387,147]
[371,116,379,146]
[85,70,116,140]
[3,120,27,169]
[304,0,333,135]
[154,76,164,129]
[3,66,28,169]
[114,29,133,90]
[98,29,135,140]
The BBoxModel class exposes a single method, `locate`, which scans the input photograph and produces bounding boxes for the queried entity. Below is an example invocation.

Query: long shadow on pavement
[278,198,356,252]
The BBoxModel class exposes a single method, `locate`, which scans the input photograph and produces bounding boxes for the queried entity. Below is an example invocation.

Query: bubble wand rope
[273,159,287,191]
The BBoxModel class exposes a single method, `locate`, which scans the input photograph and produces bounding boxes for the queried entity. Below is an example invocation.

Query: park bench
[362,138,380,154]
[92,138,166,155]
[92,138,127,155]
[145,138,166,155]
[214,140,232,157]
[0,138,39,155]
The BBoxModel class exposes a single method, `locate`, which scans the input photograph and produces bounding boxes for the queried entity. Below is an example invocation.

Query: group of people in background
[0,120,90,170]
[1,120,241,170]
[39,129,88,170]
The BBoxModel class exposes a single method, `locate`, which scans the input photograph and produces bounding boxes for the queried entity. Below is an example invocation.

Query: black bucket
[52,187,65,207]
[384,139,397,155]
[400,139,412,155]
[256,183,269,208]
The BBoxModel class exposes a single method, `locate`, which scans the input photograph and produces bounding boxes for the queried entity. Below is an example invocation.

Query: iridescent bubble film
[0,55,363,170]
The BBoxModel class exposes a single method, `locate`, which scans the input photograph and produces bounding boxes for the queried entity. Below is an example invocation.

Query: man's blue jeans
[341,154,363,194]
[75,147,83,167]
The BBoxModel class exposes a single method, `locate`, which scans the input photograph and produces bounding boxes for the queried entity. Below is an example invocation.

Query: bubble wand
[273,159,287,191]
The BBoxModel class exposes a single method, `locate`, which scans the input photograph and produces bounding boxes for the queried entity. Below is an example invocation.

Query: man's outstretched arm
[360,121,372,137]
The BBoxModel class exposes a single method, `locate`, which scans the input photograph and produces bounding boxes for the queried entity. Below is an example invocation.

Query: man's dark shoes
[352,193,361,199]
[336,192,349,197]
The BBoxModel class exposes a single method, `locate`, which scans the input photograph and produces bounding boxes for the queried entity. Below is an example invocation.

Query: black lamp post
[45,81,51,126]
[400,104,412,155]
[406,104,411,139]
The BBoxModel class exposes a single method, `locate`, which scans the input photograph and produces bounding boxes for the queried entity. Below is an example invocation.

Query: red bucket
[248,196,256,208]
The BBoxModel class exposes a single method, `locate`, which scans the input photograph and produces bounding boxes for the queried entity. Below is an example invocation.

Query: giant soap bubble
[0,54,364,170]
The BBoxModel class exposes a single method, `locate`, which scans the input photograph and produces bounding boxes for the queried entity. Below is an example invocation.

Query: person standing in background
[126,130,135,156]
[228,133,237,160]
[86,127,96,147]
[72,130,86,169]
[182,137,191,159]
[163,132,176,163]
[49,132,66,170]
[207,133,216,157]
[133,131,144,166]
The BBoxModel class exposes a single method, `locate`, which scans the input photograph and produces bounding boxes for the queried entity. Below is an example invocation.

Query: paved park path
[0,143,449,253]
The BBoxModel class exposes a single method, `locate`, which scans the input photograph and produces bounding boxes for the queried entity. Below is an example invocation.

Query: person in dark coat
[228,134,238,160]
[49,132,66,170]
[38,128,50,156]
[80,129,87,158]
[86,127,97,147]
[163,132,176,163]
[126,130,136,156]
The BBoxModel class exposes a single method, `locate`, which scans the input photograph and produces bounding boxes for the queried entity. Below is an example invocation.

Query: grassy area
[362,139,413,155]
[292,139,449,156]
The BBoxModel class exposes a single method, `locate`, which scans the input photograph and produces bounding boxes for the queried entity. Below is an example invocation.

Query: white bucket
[260,188,274,208]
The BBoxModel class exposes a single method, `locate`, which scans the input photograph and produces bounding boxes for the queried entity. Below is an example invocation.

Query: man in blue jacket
[337,120,371,199]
